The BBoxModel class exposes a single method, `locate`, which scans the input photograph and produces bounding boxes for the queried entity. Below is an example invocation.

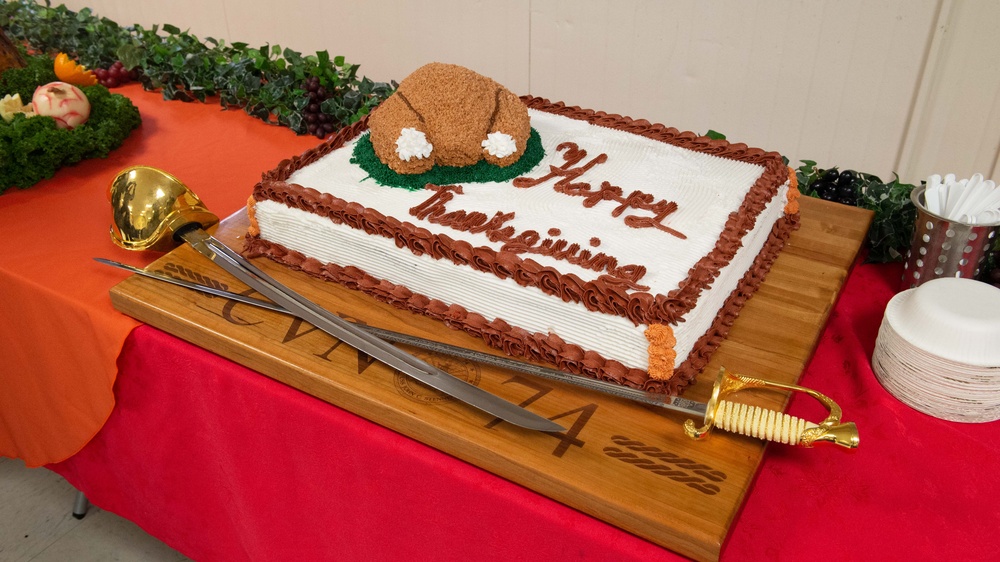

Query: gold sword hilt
[683,368,859,449]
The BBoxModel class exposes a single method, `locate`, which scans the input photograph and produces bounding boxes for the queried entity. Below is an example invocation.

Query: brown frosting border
[244,212,798,394]
[252,97,790,327]
[246,96,799,393]
[519,97,790,323]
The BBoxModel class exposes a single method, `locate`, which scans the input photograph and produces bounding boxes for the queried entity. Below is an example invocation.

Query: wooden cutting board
[110,195,872,561]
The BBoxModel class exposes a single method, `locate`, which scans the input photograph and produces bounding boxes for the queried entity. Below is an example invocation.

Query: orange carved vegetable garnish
[53,53,98,87]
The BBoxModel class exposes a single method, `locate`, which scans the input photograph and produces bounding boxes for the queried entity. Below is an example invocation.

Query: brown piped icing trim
[246,96,799,393]
[516,97,790,323]
[251,97,791,327]
[667,213,799,392]
[243,234,656,389]
[244,211,798,394]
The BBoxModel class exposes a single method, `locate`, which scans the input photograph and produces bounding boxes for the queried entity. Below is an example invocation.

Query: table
[1,84,997,561]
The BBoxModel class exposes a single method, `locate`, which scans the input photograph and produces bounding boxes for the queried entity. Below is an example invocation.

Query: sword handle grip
[683,368,859,449]
[709,400,859,447]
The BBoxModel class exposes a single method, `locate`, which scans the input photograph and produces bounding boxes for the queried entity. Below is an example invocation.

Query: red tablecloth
[2,84,997,561]
[47,262,1000,561]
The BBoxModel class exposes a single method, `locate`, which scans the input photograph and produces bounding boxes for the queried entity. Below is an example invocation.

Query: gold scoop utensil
[96,256,859,449]
[106,165,564,433]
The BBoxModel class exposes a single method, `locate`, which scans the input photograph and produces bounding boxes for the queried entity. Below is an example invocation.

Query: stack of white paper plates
[872,277,1000,423]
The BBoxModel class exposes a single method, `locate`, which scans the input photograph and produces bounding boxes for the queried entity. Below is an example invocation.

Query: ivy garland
[2,1,996,275]
[0,0,395,134]
[794,159,919,264]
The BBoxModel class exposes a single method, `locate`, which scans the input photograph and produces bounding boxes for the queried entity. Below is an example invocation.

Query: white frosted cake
[245,96,799,395]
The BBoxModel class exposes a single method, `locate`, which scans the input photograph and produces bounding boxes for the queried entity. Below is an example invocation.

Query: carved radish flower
[31,82,91,130]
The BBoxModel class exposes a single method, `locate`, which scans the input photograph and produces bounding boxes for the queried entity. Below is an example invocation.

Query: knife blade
[95,256,706,418]
[106,226,564,433]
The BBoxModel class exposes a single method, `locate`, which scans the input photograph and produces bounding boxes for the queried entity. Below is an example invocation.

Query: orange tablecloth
[0,83,318,466]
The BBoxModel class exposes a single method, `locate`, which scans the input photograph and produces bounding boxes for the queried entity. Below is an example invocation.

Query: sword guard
[683,368,859,449]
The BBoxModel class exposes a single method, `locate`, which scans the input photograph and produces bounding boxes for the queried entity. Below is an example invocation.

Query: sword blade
[97,255,706,418]
[102,228,564,433]
[95,257,287,314]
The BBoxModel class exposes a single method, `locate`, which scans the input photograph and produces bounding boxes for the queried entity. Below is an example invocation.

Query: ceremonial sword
[96,256,860,449]
[106,166,563,433]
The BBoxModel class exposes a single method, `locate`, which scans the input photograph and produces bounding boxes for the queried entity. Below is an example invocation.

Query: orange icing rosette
[247,196,260,237]
[645,324,677,380]
[784,166,801,215]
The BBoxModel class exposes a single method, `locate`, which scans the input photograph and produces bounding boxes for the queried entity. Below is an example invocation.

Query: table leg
[72,490,89,519]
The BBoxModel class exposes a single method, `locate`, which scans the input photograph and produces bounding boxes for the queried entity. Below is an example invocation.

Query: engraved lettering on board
[485,375,597,458]
[149,264,731,485]
[182,266,381,375]
[163,260,631,461]
[157,261,262,326]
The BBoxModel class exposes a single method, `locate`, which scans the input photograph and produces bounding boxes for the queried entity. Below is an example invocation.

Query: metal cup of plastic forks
[901,185,1000,290]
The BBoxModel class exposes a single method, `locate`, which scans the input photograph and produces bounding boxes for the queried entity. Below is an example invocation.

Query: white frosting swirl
[395,127,433,161]
[482,132,517,159]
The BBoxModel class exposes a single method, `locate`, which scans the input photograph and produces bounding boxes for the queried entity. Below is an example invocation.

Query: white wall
[57,0,1000,184]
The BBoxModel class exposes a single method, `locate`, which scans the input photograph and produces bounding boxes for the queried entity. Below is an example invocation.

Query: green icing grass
[350,128,545,191]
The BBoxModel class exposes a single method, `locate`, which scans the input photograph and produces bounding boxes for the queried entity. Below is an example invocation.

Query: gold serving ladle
[105,166,566,433]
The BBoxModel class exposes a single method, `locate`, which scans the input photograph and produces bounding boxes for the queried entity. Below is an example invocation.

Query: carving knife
[95,257,863,450]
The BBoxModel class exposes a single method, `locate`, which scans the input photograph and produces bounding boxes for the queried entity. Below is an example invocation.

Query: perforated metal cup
[901,185,1000,290]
